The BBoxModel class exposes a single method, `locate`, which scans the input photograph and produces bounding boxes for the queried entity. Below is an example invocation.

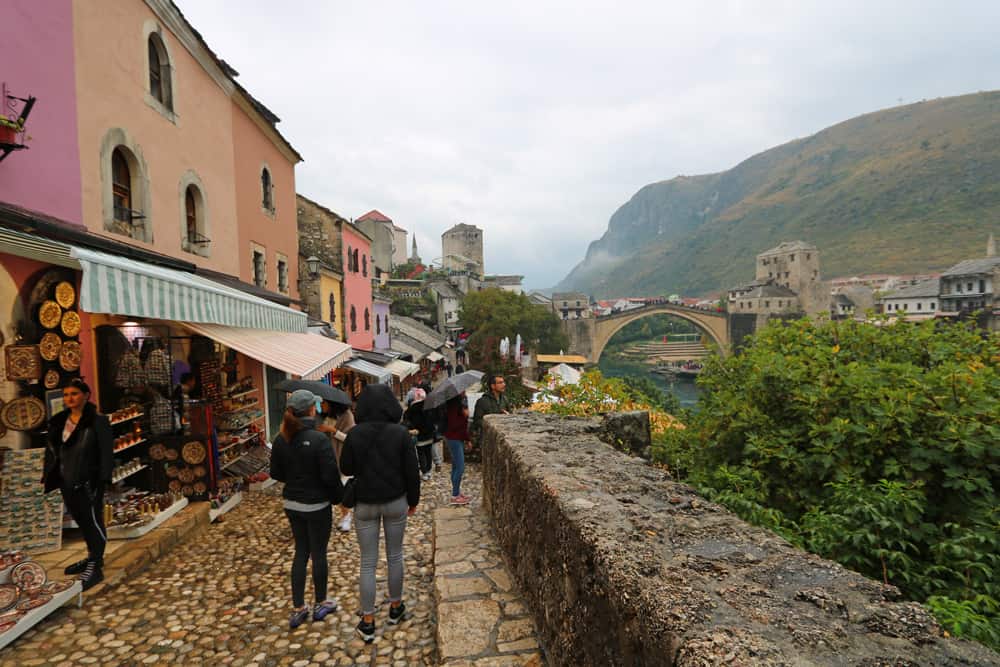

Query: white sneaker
[339,513,352,532]
[421,472,431,481]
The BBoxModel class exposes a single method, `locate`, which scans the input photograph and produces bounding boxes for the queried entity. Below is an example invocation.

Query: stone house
[442,223,484,276]
[355,209,407,280]
[483,274,524,294]
[552,292,591,320]
[428,280,464,336]
[938,254,1000,330]
[879,278,940,320]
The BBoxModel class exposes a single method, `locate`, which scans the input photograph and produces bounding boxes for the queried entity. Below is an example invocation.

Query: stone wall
[559,317,595,362]
[480,413,1000,667]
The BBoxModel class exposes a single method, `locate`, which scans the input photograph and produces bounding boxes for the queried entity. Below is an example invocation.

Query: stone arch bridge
[560,302,730,363]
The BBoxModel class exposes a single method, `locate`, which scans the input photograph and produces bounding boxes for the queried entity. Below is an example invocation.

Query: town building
[341,221,376,350]
[551,292,592,320]
[483,274,524,294]
[373,293,392,352]
[428,280,464,336]
[442,223,484,276]
[296,194,348,338]
[879,279,940,320]
[354,209,399,280]
[938,254,1000,330]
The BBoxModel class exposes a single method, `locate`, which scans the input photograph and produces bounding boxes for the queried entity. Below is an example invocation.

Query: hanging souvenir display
[38,333,61,362]
[4,345,41,381]
[0,397,46,431]
[58,341,81,372]
[181,441,206,465]
[43,370,60,390]
[60,311,81,338]
[37,301,62,330]
[54,281,76,309]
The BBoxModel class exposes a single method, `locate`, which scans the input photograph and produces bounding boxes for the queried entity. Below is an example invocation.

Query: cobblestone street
[1,467,486,667]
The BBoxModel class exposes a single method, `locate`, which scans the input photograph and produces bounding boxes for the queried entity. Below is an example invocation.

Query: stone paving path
[433,507,544,666]
[1,465,482,666]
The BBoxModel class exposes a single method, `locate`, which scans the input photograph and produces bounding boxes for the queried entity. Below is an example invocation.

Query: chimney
[988,233,996,258]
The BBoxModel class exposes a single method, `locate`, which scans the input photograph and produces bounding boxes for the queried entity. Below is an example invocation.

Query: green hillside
[558,91,1000,297]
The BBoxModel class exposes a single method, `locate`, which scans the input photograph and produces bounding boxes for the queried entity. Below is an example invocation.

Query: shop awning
[344,358,392,384]
[385,359,420,380]
[427,351,445,362]
[183,322,352,380]
[71,246,307,333]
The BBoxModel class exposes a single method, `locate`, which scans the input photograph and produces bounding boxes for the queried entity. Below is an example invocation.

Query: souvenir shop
[0,230,350,645]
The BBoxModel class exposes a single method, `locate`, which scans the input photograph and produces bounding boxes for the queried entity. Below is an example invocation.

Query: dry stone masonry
[480,413,1000,667]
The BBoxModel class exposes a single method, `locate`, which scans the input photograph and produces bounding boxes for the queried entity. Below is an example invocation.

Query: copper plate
[60,311,81,338]
[178,468,195,484]
[193,481,207,494]
[164,448,178,461]
[41,580,74,594]
[182,441,206,464]
[54,281,76,308]
[10,561,46,591]
[0,620,17,634]
[39,332,62,361]
[38,301,62,329]
[44,369,60,389]
[0,585,17,613]
[59,341,81,372]
[181,485,194,496]
[4,345,41,381]
[16,594,51,611]
[149,443,167,461]
[193,465,206,478]
[168,480,181,492]
[165,465,178,478]
[1,397,46,431]
[0,609,25,623]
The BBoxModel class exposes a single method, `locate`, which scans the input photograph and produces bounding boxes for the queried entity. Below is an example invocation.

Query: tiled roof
[391,315,447,349]
[356,209,393,223]
[941,257,1000,277]
[429,281,462,299]
[882,278,940,300]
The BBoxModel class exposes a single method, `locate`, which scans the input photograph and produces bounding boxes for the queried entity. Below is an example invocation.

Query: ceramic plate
[0,584,18,612]
[60,311,81,338]
[59,340,81,371]
[54,281,76,308]
[16,594,51,611]
[164,448,179,461]
[0,620,18,634]
[178,468,195,484]
[149,443,166,461]
[44,369,60,389]
[1,397,46,432]
[39,333,62,361]
[182,441,206,464]
[10,561,46,592]
[38,301,62,329]
[41,580,74,594]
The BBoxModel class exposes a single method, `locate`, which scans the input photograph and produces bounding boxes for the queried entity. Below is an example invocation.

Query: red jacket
[443,399,470,441]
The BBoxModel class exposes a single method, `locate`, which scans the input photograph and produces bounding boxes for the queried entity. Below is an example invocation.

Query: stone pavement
[433,506,545,666]
[0,465,487,666]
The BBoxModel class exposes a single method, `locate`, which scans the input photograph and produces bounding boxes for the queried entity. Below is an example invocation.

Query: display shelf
[111,464,148,485]
[112,438,147,455]
[208,491,242,522]
[220,401,260,414]
[218,432,260,454]
[109,412,144,427]
[249,477,277,491]
[217,415,265,432]
[224,388,257,400]
[0,580,82,650]
[107,497,188,540]
[220,451,255,471]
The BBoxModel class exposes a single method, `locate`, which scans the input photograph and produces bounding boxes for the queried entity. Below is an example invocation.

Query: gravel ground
[1,464,483,667]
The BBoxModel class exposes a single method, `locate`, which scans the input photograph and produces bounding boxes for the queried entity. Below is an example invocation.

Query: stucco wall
[373,301,390,350]
[73,0,240,273]
[341,225,373,350]
[0,0,82,223]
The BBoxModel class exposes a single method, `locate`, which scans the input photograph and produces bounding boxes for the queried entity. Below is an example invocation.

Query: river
[598,355,703,410]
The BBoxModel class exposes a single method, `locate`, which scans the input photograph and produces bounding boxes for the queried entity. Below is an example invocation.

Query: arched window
[147,33,172,110]
[353,249,360,274]
[112,148,132,226]
[346,245,353,272]
[362,254,367,277]
[364,308,370,331]
[375,312,381,335]
[185,187,197,242]
[261,167,273,211]
[350,306,357,332]
[328,293,337,324]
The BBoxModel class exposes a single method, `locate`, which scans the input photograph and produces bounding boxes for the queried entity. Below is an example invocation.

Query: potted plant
[0,117,23,144]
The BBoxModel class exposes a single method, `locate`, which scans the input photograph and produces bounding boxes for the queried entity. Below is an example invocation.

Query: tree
[460,288,568,368]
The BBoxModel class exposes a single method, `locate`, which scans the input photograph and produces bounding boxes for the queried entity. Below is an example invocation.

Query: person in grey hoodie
[270,390,343,629]
[340,384,420,643]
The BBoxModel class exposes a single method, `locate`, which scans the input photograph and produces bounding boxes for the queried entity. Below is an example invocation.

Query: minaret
[410,236,422,264]
[988,233,996,258]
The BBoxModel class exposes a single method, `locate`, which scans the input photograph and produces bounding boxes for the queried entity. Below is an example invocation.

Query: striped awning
[344,358,392,384]
[71,246,306,333]
[385,359,420,380]
[184,322,352,380]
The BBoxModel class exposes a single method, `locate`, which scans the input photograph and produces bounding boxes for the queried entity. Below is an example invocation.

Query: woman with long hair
[443,392,471,505]
[317,399,356,532]
[340,384,420,643]
[43,378,114,591]
[270,390,343,628]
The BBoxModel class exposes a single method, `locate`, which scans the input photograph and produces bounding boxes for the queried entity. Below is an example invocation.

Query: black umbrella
[423,370,484,409]
[273,379,351,406]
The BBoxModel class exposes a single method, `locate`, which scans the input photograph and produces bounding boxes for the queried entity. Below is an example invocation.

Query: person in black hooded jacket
[270,390,344,629]
[43,378,113,591]
[340,383,420,643]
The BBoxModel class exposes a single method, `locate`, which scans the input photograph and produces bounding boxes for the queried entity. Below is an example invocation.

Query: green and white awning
[71,247,306,333]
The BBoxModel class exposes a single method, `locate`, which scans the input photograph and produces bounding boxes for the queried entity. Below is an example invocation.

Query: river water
[598,355,703,410]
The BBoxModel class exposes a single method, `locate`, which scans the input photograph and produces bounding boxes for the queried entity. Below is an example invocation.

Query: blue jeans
[446,438,465,497]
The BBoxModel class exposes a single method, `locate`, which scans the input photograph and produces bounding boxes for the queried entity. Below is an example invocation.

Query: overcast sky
[176,1,1000,290]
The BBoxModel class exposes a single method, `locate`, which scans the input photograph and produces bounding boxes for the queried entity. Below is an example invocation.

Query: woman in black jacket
[43,378,113,591]
[340,384,420,643]
[270,390,344,629]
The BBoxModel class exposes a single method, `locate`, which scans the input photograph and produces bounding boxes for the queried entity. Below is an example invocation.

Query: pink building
[341,222,375,351]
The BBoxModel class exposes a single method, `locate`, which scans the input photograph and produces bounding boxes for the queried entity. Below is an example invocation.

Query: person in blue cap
[270,389,344,629]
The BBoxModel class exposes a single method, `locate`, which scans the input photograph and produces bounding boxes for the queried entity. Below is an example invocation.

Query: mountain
[557,91,1000,297]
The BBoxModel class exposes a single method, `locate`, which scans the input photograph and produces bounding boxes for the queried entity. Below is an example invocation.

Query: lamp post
[306,256,320,277]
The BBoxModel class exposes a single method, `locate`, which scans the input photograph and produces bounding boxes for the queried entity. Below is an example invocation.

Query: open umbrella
[423,370,484,409]
[273,379,351,406]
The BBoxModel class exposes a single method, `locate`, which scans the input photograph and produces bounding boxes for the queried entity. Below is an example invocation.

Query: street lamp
[306,256,320,277]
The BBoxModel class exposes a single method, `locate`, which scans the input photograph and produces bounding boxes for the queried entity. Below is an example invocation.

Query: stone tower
[756,241,820,292]
[441,223,484,276]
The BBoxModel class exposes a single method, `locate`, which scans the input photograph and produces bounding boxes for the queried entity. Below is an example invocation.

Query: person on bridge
[472,374,510,452]
[443,393,472,505]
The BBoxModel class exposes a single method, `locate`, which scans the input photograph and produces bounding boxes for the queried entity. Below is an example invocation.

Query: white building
[880,279,939,320]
